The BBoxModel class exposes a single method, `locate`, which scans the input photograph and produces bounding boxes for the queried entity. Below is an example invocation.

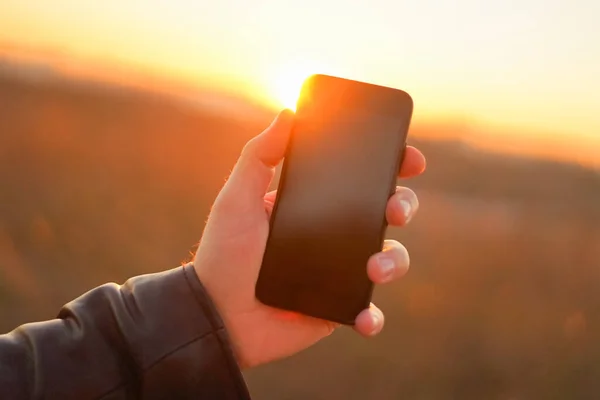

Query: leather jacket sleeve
[0,263,251,400]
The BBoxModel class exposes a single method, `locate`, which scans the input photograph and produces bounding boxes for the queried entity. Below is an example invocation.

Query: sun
[270,60,330,111]
[272,69,310,111]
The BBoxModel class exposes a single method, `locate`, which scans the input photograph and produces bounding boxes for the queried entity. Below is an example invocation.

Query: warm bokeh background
[1,1,600,398]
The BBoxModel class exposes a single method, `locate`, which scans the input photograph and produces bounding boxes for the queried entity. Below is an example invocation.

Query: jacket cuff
[181,263,250,399]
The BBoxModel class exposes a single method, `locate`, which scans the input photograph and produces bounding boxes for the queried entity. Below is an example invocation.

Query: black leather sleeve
[0,264,251,400]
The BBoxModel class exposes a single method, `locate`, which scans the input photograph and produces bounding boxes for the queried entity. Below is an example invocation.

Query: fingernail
[399,199,412,223]
[369,312,382,336]
[378,255,395,281]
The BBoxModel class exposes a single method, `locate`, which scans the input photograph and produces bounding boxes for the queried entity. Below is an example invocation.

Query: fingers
[219,114,423,213]
[264,190,277,204]
[356,241,409,336]
[354,304,385,337]
[367,239,410,284]
[263,190,277,217]
[216,110,294,210]
[399,146,426,178]
[266,186,420,226]
[386,186,419,226]
[267,191,414,284]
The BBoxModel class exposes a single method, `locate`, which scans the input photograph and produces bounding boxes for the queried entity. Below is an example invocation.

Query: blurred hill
[1,62,600,399]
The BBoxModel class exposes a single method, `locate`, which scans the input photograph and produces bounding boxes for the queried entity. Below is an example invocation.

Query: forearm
[0,264,250,399]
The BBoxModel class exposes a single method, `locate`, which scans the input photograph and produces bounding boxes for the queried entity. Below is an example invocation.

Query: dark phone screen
[257,75,413,322]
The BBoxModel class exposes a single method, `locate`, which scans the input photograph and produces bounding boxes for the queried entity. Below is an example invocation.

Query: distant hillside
[0,53,272,119]
[1,67,600,399]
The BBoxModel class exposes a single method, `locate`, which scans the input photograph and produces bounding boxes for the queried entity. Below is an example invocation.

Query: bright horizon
[1,1,599,167]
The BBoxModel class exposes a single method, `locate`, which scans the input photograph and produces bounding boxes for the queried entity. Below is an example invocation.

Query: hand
[194,109,426,368]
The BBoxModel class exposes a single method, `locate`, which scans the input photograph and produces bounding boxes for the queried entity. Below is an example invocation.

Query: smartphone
[255,74,413,325]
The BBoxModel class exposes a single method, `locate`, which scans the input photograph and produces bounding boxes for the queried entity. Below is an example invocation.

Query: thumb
[216,109,294,210]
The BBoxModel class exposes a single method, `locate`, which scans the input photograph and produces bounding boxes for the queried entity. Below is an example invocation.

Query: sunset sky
[1,1,599,165]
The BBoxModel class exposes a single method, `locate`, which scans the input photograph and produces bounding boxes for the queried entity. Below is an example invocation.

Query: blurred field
[1,61,600,399]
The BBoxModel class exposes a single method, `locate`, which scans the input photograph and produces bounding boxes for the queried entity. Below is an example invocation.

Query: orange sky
[1,1,599,167]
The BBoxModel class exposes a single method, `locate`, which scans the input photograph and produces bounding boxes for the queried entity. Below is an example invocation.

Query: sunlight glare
[271,60,331,111]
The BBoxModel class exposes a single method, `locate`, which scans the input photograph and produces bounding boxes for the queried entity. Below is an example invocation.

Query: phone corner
[398,89,414,110]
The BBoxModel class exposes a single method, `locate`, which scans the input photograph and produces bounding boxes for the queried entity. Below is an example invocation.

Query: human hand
[194,109,426,368]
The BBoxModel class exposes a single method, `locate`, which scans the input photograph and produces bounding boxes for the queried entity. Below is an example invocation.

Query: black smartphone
[255,74,413,325]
